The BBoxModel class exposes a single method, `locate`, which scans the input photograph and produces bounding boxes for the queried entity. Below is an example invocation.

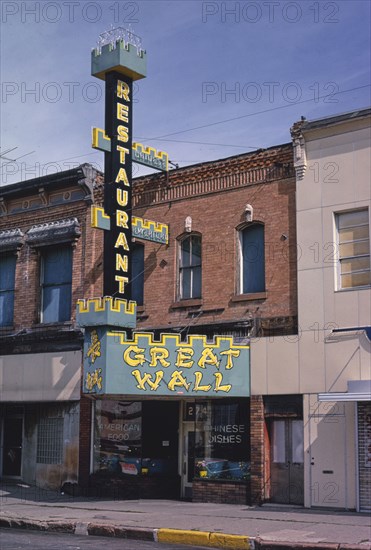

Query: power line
[146,85,371,140]
[134,137,259,149]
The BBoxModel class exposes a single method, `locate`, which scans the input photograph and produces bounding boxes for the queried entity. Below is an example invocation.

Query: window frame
[39,245,73,324]
[238,222,266,295]
[335,208,370,291]
[36,416,64,465]
[0,252,17,327]
[178,233,202,301]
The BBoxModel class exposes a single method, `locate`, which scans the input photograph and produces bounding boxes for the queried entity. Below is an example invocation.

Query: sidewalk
[0,481,370,549]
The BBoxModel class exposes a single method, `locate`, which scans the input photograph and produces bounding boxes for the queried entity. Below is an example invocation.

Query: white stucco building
[252,108,371,511]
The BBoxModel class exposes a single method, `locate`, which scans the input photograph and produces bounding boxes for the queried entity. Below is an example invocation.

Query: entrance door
[181,424,195,499]
[309,412,346,508]
[2,417,23,477]
[270,419,304,504]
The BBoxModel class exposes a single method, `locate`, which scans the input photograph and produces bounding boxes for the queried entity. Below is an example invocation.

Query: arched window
[131,243,144,306]
[239,224,265,294]
[179,234,202,299]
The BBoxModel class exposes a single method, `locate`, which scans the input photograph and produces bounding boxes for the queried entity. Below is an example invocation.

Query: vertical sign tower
[92,28,147,299]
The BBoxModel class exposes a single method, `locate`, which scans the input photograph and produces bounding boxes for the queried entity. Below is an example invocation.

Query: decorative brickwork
[192,480,249,504]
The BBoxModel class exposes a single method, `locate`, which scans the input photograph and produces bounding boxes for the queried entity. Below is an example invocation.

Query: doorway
[309,409,347,508]
[270,419,304,505]
[181,423,195,499]
[2,416,23,477]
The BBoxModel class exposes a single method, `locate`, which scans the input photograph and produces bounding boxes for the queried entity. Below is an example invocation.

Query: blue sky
[1,0,370,185]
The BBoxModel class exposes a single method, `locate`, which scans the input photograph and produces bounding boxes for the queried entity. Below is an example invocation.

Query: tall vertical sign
[90,27,147,300]
[104,73,133,299]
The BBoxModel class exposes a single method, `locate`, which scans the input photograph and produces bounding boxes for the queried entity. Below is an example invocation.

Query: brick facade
[357,402,371,511]
[131,143,297,335]
[250,396,266,504]
[0,166,102,489]
[192,479,249,504]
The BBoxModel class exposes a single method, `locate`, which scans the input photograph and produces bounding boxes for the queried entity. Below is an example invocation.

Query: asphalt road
[0,529,210,550]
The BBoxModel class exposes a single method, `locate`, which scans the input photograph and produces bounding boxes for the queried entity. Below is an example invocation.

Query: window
[93,400,178,477]
[0,254,16,327]
[37,417,64,464]
[337,209,370,289]
[179,235,201,299]
[131,243,144,306]
[192,399,250,480]
[40,246,72,323]
[239,224,265,294]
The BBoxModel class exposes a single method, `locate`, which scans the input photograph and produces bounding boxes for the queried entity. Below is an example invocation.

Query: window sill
[34,321,73,328]
[335,285,371,292]
[171,298,203,309]
[231,292,267,302]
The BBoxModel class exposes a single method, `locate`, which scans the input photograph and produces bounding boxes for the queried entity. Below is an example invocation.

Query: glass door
[270,419,304,504]
[181,423,195,499]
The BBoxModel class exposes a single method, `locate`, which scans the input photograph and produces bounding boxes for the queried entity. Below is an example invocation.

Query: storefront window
[93,400,179,477]
[93,400,142,475]
[191,399,250,481]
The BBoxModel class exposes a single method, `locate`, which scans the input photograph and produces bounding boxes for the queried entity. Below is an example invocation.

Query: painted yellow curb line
[156,528,252,549]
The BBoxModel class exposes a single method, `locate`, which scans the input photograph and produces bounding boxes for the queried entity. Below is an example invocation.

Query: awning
[318,380,371,402]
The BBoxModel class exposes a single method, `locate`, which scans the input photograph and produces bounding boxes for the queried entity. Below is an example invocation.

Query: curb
[0,517,368,550]
[156,528,252,549]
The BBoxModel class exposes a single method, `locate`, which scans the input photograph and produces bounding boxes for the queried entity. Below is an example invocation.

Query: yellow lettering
[117,125,129,142]
[220,348,240,369]
[116,188,128,206]
[175,347,194,368]
[124,346,146,367]
[115,232,129,250]
[132,370,164,391]
[117,81,130,101]
[117,126,129,143]
[193,371,212,392]
[115,167,129,185]
[168,371,191,392]
[116,253,128,272]
[115,275,129,293]
[117,103,129,121]
[214,372,231,393]
[149,347,171,368]
[116,210,129,228]
[198,348,219,369]
[117,145,130,164]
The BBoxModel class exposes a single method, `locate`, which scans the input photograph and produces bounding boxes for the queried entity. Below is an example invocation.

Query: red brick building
[0,165,101,490]
[0,143,297,503]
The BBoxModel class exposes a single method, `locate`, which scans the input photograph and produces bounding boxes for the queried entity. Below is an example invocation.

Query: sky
[1,0,370,185]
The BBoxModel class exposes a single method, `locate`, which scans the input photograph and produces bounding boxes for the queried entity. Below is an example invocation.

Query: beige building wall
[0,351,82,402]
[251,111,371,510]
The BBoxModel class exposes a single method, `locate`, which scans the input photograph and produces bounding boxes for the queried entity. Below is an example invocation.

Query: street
[0,529,209,550]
